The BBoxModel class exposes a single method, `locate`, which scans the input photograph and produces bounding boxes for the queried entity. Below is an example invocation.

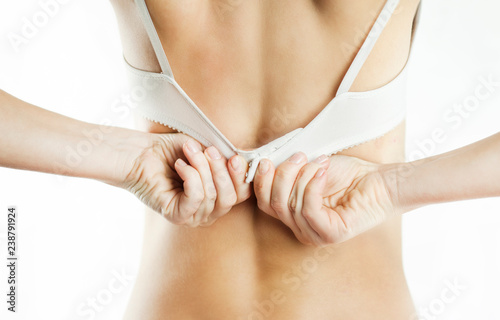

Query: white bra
[124,0,420,182]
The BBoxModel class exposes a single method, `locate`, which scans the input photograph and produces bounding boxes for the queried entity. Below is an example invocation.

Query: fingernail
[230,156,242,172]
[258,160,269,174]
[288,152,305,164]
[176,158,187,167]
[315,168,326,178]
[313,154,328,164]
[185,140,201,153]
[206,146,221,160]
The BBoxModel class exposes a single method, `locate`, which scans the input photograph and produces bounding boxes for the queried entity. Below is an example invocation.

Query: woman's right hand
[120,133,251,227]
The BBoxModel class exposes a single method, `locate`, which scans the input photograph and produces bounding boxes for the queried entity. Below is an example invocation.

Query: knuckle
[238,188,252,202]
[252,177,265,192]
[310,239,323,247]
[297,234,312,246]
[305,161,319,170]
[303,239,313,246]
[199,219,215,227]
[177,208,196,222]
[185,221,198,228]
[270,197,286,213]
[304,182,316,194]
[303,163,319,179]
[274,167,289,180]
[257,200,268,213]
[206,193,217,203]
[205,184,217,202]
[296,166,308,180]
[217,208,232,219]
[179,206,196,220]
[288,196,297,213]
[253,183,264,195]
[226,191,238,205]
[322,231,336,244]
[219,195,237,211]
[191,190,205,205]
[187,153,203,166]
[213,166,230,181]
[301,207,314,220]
[169,215,189,225]
[214,171,233,187]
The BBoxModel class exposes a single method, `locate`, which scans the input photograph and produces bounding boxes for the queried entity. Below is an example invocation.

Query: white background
[0,0,499,319]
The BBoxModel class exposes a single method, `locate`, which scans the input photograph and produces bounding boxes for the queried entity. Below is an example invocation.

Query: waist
[125,123,414,319]
[127,201,413,320]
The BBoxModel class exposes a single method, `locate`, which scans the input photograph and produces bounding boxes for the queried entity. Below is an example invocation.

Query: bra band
[127,0,417,183]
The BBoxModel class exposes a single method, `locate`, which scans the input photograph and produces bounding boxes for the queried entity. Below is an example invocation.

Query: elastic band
[336,0,400,96]
[134,0,174,77]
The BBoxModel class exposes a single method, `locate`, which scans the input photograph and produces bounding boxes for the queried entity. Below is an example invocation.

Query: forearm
[0,90,151,185]
[383,132,500,212]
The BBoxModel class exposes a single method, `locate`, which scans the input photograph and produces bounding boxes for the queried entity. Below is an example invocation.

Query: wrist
[379,161,421,214]
[79,125,153,187]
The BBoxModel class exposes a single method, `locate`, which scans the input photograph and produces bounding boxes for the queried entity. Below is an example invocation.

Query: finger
[315,154,331,169]
[289,155,330,236]
[163,158,204,225]
[204,146,238,221]
[252,159,277,219]
[270,152,307,233]
[289,163,326,244]
[183,139,217,224]
[228,155,251,204]
[162,133,192,161]
[302,169,339,244]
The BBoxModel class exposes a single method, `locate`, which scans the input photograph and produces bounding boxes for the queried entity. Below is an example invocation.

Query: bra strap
[336,0,400,96]
[134,0,174,77]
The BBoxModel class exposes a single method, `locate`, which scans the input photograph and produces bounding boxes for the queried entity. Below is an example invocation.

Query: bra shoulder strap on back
[335,0,400,96]
[134,0,174,77]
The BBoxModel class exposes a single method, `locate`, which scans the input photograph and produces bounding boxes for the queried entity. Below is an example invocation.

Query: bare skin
[1,1,498,319]
[111,0,420,318]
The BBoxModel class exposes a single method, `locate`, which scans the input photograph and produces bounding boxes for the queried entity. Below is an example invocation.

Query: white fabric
[125,0,420,182]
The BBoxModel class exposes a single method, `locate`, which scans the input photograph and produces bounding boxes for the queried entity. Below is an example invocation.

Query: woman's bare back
[110,0,420,318]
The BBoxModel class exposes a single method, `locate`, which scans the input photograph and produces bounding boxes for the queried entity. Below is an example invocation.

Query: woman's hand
[253,153,398,245]
[120,133,251,227]
[0,90,251,225]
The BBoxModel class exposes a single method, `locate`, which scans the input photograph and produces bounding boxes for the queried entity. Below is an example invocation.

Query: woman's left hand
[253,152,399,245]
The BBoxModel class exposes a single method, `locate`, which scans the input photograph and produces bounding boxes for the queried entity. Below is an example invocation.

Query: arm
[0,89,251,226]
[0,89,149,185]
[385,132,500,212]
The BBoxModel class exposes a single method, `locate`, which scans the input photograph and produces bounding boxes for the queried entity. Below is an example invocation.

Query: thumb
[159,133,198,165]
